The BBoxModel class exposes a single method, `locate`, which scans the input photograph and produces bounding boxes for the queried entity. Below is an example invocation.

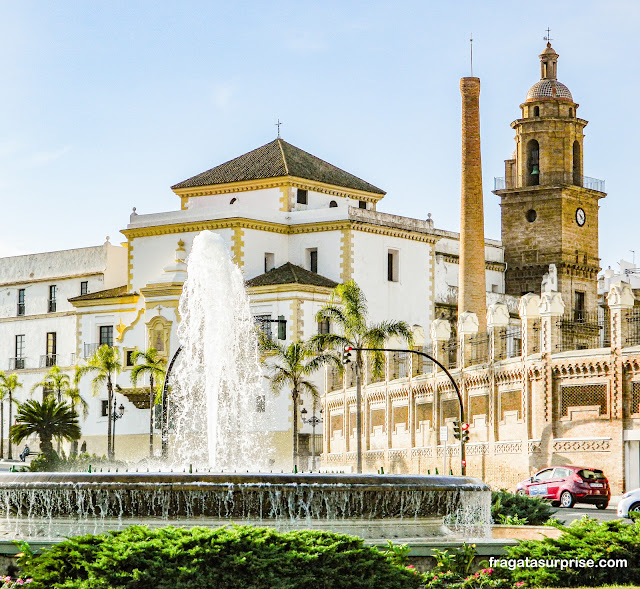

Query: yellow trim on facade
[0,272,104,288]
[139,284,183,299]
[116,308,145,342]
[289,299,301,341]
[122,217,437,246]
[127,239,134,291]
[247,283,335,296]
[340,228,353,282]
[71,294,140,308]
[171,175,385,203]
[76,307,138,315]
[232,227,245,268]
[145,299,181,322]
[279,187,290,212]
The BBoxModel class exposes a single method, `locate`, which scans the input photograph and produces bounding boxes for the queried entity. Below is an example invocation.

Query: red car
[515,466,610,509]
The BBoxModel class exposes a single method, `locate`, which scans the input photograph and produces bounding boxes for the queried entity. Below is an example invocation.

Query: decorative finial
[275,118,282,138]
[544,27,553,46]
[469,33,473,76]
[132,207,137,214]
[105,236,110,243]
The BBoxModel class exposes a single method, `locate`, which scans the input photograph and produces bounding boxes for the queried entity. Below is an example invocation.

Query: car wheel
[560,491,575,508]
[596,502,608,510]
[516,490,526,496]
[551,501,560,507]
[628,502,640,518]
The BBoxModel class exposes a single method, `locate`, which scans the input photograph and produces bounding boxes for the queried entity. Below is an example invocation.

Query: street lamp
[111,403,125,459]
[301,402,323,471]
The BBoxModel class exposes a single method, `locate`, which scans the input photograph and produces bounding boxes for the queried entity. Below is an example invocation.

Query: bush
[18,525,423,589]
[28,452,125,472]
[502,516,640,586]
[491,490,555,525]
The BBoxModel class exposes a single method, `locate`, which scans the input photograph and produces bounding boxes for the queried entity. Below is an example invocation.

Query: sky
[0,1,638,272]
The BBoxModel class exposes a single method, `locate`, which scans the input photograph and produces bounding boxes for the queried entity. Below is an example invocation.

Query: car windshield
[578,469,606,480]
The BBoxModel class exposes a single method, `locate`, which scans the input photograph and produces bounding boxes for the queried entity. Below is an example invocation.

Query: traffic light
[452,419,461,440]
[461,422,470,443]
[342,346,353,365]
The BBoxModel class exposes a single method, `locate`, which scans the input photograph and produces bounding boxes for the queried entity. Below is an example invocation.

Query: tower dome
[525,42,573,102]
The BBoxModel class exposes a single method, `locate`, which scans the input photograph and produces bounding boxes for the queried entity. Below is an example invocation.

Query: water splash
[170,231,270,470]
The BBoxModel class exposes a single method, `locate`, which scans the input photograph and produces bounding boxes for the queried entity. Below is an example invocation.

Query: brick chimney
[458,77,487,331]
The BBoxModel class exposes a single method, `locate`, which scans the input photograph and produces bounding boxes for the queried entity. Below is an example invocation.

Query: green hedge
[19,525,423,589]
[503,517,640,586]
[491,490,555,525]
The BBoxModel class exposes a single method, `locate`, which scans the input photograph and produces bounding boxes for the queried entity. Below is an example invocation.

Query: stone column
[458,311,479,368]
[488,302,510,362]
[539,292,565,355]
[430,319,452,373]
[608,280,634,423]
[607,280,634,351]
[458,77,487,331]
[518,294,541,357]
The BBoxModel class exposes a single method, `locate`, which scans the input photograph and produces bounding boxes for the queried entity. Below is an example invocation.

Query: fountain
[0,231,490,542]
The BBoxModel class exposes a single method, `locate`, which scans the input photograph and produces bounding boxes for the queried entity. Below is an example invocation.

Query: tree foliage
[10,398,80,456]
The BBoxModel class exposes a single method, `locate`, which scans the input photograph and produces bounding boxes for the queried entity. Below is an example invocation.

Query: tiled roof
[171,138,385,195]
[68,285,135,302]
[246,263,338,289]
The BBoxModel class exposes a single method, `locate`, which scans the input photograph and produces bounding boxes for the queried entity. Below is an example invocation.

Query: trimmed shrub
[19,525,423,589]
[491,490,555,525]
[502,517,640,586]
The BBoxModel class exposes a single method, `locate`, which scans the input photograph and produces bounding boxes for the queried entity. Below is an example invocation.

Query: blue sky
[0,1,638,272]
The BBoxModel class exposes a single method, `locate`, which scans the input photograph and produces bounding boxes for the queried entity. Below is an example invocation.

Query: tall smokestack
[458,77,487,331]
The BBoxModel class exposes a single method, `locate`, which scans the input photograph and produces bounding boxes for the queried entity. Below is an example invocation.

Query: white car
[617,488,640,518]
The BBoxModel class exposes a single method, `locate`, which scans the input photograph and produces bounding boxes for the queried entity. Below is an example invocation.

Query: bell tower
[494,42,606,316]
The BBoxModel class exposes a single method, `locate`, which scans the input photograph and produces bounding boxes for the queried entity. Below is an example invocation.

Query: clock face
[576,208,586,227]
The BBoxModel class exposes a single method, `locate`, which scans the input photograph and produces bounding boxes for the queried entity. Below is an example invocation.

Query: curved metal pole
[161,345,182,459]
[353,347,466,476]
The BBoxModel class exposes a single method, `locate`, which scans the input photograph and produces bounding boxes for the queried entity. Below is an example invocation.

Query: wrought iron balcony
[48,299,57,313]
[84,343,99,358]
[9,357,26,370]
[39,354,58,368]
[16,303,25,316]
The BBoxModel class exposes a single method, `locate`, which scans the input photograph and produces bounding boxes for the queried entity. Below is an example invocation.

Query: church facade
[0,136,504,468]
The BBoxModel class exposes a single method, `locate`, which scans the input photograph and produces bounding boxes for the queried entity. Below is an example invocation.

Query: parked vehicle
[617,488,640,518]
[515,466,610,509]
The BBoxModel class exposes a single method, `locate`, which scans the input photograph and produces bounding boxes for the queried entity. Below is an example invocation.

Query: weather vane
[470,33,473,76]
[275,119,283,138]
[544,27,553,44]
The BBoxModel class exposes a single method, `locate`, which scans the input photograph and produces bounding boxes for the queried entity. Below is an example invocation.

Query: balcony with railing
[16,303,25,316]
[9,357,26,370]
[40,354,58,368]
[84,343,99,358]
[494,175,605,192]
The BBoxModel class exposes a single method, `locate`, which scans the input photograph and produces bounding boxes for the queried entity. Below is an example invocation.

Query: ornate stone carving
[552,438,611,452]
[518,293,541,319]
[487,303,510,328]
[539,291,565,316]
[146,315,171,358]
[528,440,542,453]
[607,280,634,309]
[458,311,480,336]
[430,319,451,342]
[494,441,522,454]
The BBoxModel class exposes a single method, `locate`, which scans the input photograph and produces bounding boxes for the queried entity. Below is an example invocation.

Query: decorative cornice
[139,283,183,299]
[71,294,139,308]
[171,175,385,202]
[247,283,334,296]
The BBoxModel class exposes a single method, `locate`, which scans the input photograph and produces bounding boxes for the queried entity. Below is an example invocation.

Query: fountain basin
[0,472,490,540]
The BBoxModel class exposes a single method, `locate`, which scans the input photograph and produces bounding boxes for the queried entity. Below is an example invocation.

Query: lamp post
[350,347,467,476]
[301,401,323,471]
[111,403,125,459]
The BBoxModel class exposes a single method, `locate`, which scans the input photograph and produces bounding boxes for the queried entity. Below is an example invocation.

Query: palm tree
[31,365,74,453]
[312,280,413,473]
[130,348,167,457]
[10,398,81,458]
[77,345,122,459]
[260,336,336,469]
[0,372,22,460]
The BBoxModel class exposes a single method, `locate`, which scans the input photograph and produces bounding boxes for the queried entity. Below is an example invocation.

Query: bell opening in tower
[527,139,540,186]
[573,141,581,186]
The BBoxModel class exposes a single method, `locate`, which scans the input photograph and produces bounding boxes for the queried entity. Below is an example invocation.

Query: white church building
[0,138,507,467]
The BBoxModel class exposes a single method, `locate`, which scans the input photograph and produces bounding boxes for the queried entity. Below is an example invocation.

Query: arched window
[573,141,581,186]
[569,107,574,117]
[526,139,540,186]
[533,106,540,117]
[329,200,338,208]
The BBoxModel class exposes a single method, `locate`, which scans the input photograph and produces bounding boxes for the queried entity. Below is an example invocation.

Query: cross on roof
[544,27,553,43]
[275,119,283,138]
